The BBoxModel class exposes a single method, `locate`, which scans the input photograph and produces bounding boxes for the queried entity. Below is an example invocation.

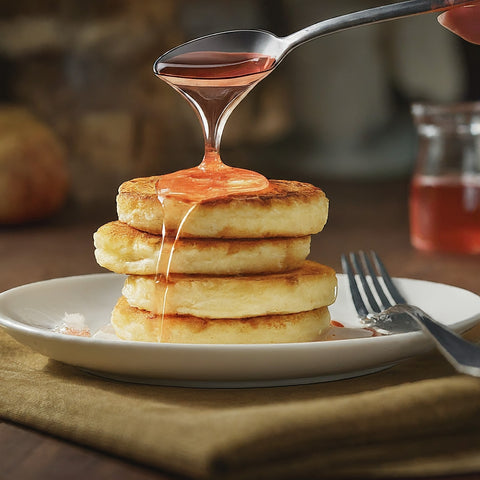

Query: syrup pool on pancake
[152,50,276,340]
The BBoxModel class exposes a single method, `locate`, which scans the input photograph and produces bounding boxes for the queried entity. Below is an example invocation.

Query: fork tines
[341,250,406,317]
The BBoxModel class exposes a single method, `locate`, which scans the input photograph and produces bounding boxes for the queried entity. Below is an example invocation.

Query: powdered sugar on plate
[54,313,91,337]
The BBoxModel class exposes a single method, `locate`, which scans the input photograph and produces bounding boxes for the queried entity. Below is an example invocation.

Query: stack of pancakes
[94,177,337,343]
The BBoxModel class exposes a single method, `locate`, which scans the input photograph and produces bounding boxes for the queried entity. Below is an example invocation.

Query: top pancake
[117,177,328,238]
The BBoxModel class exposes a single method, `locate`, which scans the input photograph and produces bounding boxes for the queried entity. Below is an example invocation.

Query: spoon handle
[285,0,473,52]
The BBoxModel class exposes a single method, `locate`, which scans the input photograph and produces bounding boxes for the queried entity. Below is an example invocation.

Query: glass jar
[409,102,480,254]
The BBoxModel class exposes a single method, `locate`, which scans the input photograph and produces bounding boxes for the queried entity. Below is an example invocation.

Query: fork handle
[405,306,480,376]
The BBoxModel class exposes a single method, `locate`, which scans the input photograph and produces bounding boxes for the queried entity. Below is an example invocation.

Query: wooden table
[1,178,479,479]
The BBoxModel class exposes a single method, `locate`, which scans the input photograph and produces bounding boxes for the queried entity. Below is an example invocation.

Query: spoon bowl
[155,30,285,66]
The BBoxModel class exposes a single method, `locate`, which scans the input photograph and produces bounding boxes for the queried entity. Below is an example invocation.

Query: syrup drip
[152,51,276,341]
[154,202,197,341]
[319,321,378,341]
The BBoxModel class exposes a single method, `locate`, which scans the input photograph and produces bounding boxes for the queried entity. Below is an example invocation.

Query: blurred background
[1,0,479,223]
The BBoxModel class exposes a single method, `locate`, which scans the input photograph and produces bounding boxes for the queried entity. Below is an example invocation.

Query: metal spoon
[154,0,472,72]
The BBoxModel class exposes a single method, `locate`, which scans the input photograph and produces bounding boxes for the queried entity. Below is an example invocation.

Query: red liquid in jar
[410,175,480,253]
[155,51,276,202]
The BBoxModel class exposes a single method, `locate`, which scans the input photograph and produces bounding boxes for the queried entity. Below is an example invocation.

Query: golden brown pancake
[122,260,337,319]
[111,296,331,344]
[94,221,311,275]
[116,177,329,238]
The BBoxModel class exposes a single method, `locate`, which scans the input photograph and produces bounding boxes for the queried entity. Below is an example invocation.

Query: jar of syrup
[409,102,480,254]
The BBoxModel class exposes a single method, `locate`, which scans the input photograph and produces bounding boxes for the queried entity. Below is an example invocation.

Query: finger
[438,3,480,44]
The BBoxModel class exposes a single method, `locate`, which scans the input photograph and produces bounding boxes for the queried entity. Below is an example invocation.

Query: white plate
[0,273,479,388]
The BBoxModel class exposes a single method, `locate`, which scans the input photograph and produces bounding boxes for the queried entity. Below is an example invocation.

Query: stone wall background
[0,1,478,211]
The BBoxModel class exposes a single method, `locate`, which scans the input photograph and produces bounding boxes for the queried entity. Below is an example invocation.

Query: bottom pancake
[111,296,331,344]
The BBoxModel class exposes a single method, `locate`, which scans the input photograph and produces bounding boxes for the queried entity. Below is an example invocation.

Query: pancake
[117,177,329,238]
[122,260,337,319]
[94,221,311,275]
[111,296,331,344]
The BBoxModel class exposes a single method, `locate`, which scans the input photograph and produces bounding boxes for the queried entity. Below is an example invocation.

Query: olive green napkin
[1,327,480,480]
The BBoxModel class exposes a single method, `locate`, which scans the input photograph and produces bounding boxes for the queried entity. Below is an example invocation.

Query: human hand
[438,2,480,44]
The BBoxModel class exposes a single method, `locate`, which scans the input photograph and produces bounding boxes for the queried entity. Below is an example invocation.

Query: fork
[341,250,480,377]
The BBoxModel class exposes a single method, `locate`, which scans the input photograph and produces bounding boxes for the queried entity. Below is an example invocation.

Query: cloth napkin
[1,326,480,480]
